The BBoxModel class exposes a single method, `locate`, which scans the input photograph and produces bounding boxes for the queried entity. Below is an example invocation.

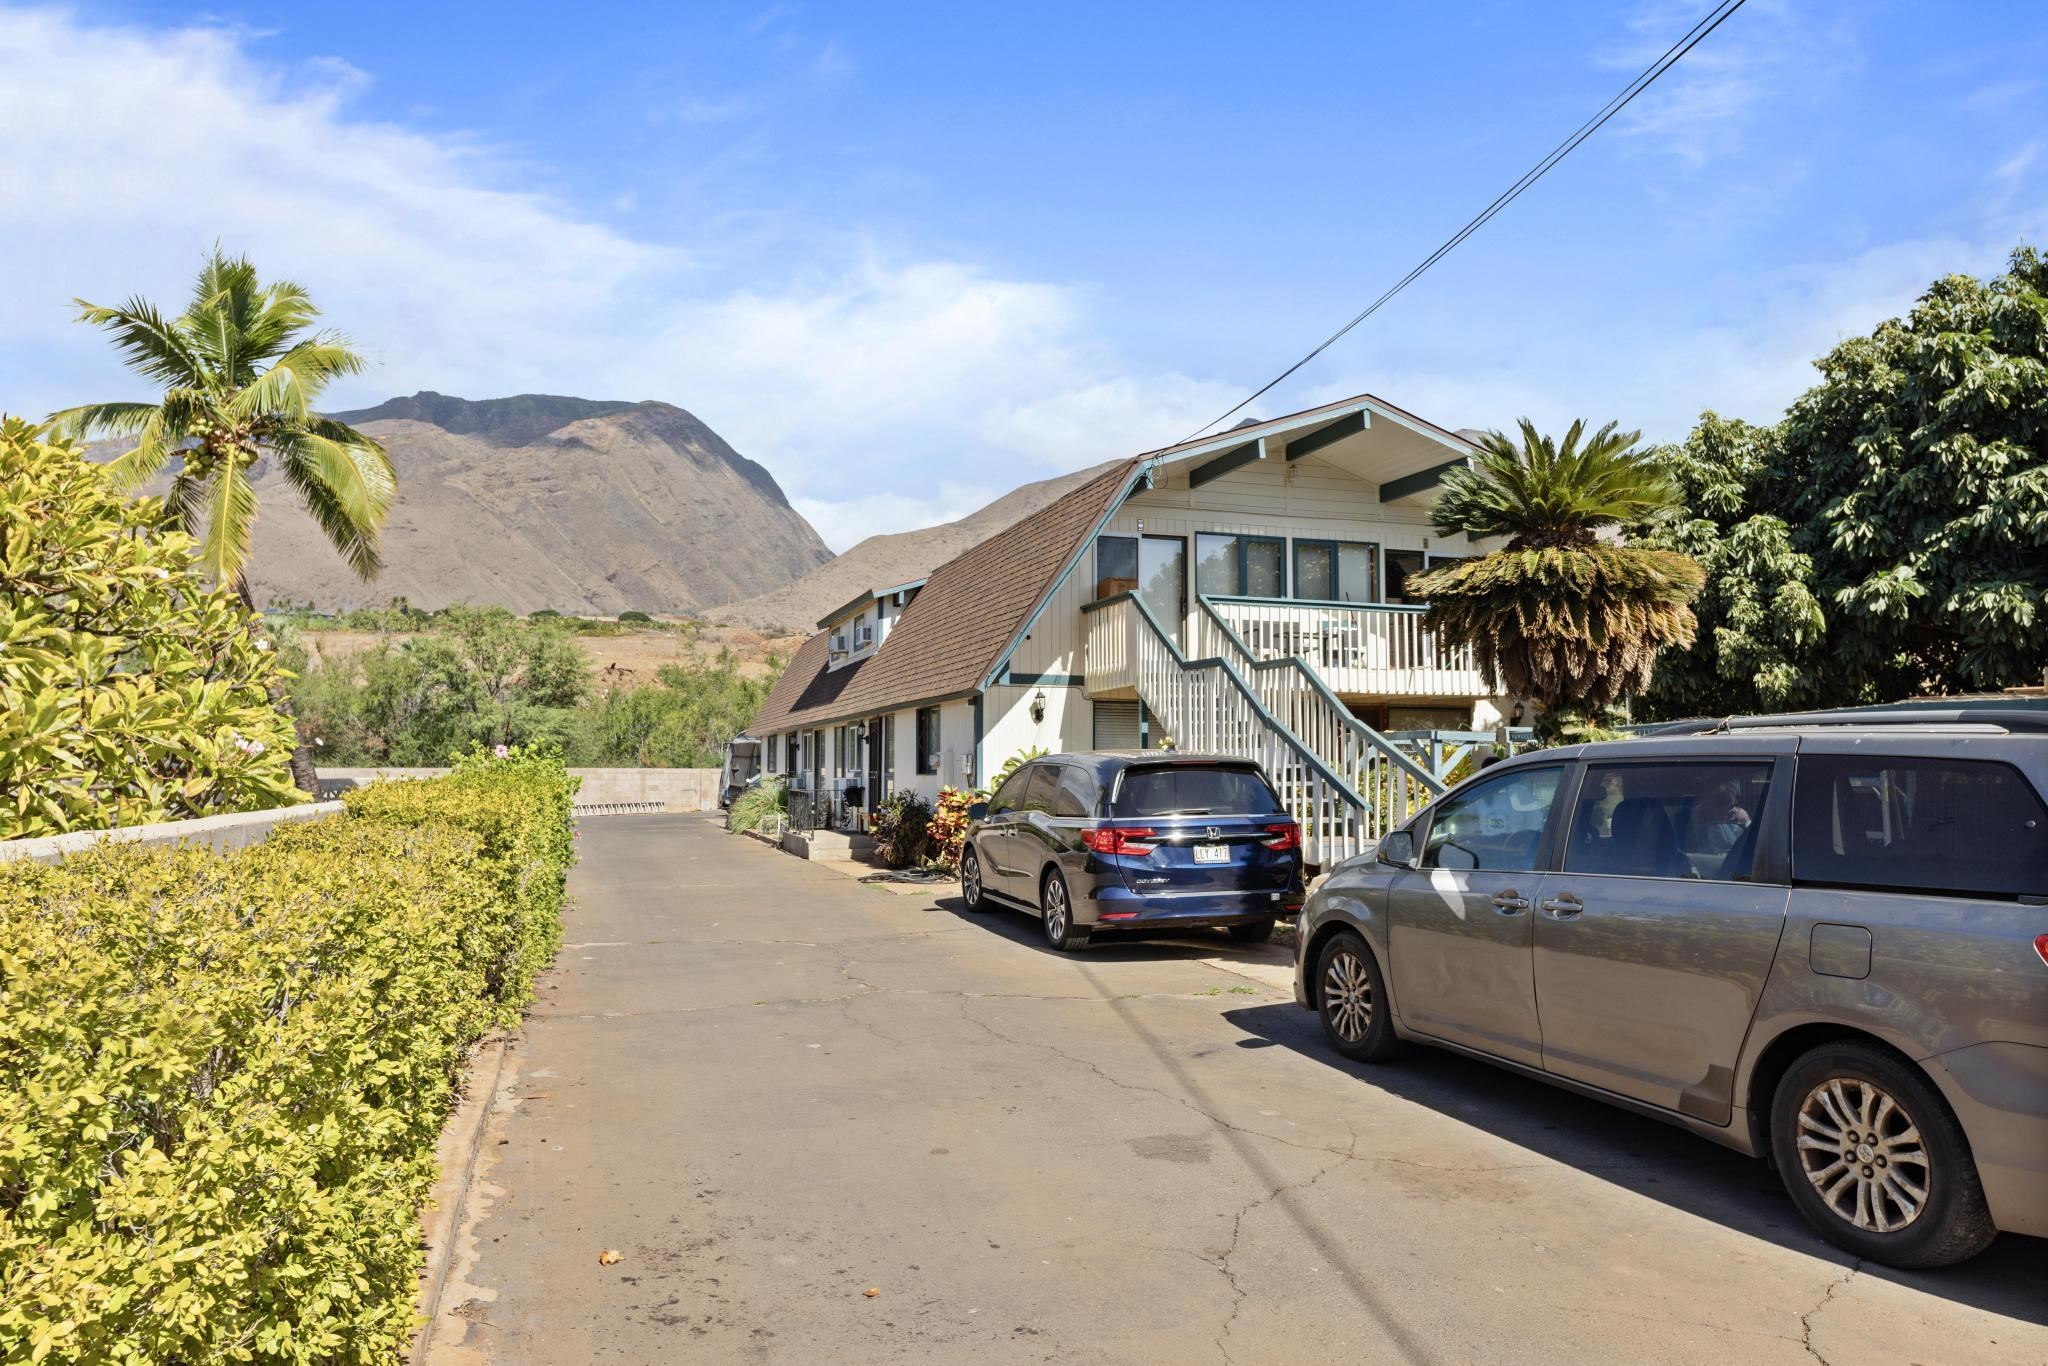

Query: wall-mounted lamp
[1030,689,1048,724]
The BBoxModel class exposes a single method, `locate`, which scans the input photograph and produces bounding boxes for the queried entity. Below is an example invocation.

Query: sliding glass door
[1138,535,1186,647]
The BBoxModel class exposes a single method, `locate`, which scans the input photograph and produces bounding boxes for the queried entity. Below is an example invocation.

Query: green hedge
[0,748,578,1363]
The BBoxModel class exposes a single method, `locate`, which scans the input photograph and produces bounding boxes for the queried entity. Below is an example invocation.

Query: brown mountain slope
[707,459,1126,632]
[241,393,832,615]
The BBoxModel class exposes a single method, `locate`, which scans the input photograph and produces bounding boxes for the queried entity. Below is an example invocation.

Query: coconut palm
[45,248,396,789]
[1411,419,1703,737]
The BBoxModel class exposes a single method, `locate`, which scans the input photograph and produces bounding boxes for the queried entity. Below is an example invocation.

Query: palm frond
[240,281,321,362]
[228,338,367,422]
[103,410,178,493]
[279,452,386,580]
[1433,416,1677,547]
[39,400,159,441]
[273,426,396,538]
[70,297,208,388]
[195,457,260,588]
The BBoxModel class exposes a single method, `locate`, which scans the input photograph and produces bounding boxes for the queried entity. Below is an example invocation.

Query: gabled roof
[751,458,1138,733]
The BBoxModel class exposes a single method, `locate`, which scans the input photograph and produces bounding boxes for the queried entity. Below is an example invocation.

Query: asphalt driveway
[423,813,2047,1365]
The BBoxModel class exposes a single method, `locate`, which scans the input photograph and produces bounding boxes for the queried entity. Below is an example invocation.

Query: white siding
[982,683,1091,775]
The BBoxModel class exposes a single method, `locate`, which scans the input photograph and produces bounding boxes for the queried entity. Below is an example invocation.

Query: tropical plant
[1412,419,1704,737]
[0,419,301,837]
[924,786,981,873]
[1639,247,2048,713]
[727,775,788,835]
[871,790,934,868]
[44,247,395,790]
[991,746,1048,789]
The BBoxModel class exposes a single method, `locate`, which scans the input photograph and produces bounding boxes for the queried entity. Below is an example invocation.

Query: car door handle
[1490,891,1530,915]
[1539,893,1584,920]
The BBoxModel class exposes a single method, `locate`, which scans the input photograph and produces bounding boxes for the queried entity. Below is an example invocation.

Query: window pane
[1096,535,1138,592]
[1115,764,1281,817]
[1245,538,1284,597]
[987,767,1027,814]
[1422,766,1562,871]
[1296,543,1333,599]
[1053,764,1098,817]
[1385,550,1426,604]
[1337,543,1378,603]
[1566,762,1774,881]
[1195,533,1239,596]
[1793,755,2048,898]
[916,707,940,775]
[1020,764,1061,813]
[1139,538,1186,645]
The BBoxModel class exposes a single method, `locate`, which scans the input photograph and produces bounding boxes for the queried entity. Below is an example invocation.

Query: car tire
[960,846,991,913]
[1770,1040,1997,1269]
[1227,918,1277,944]
[1315,931,1405,1062]
[1040,869,1090,952]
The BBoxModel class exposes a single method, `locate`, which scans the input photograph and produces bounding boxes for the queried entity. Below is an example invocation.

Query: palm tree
[1411,419,1704,738]
[46,248,396,790]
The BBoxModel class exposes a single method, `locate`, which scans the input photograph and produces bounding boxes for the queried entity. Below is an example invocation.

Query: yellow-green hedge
[0,748,578,1364]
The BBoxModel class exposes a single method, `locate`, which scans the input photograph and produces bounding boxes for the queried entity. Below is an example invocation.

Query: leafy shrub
[924,786,981,872]
[0,748,576,1362]
[871,791,933,868]
[616,609,653,624]
[0,418,301,837]
[727,775,787,835]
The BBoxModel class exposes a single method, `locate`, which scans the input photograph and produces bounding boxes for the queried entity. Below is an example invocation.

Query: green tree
[1641,246,2048,713]
[0,418,300,836]
[44,247,395,791]
[1412,419,1705,737]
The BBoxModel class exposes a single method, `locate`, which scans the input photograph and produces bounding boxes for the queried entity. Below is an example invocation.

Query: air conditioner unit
[856,626,874,647]
[830,633,848,654]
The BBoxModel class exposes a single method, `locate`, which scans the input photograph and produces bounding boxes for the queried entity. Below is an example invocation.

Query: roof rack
[1690,708,2048,735]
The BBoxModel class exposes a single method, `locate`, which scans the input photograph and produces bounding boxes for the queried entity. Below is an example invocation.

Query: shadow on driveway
[1220,1000,2048,1326]
[919,891,1297,968]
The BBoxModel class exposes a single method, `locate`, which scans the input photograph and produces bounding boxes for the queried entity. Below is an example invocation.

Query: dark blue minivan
[959,752,1304,951]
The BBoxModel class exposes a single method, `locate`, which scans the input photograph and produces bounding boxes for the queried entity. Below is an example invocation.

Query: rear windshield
[1114,765,1281,818]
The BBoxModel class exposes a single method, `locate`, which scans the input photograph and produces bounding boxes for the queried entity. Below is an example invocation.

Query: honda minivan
[1294,709,2048,1268]
[960,753,1303,951]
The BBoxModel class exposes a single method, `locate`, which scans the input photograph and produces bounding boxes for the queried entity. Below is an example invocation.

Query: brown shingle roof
[750,458,1138,733]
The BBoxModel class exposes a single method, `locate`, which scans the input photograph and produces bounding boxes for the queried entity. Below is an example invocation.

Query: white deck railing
[1206,596,1489,698]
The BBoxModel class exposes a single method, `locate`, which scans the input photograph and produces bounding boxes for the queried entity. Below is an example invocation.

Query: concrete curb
[0,801,346,865]
[411,1035,512,1365]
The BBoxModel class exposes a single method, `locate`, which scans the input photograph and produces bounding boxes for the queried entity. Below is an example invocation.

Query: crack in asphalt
[1212,1124,1363,1364]
[1798,1261,1861,1365]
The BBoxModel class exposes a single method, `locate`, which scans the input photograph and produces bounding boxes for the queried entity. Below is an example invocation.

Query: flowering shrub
[0,418,300,838]
[0,752,576,1362]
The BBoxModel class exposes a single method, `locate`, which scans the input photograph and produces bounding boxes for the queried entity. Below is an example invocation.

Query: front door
[1138,535,1186,648]
[865,718,884,811]
[1535,757,1790,1123]
[1386,763,1568,1068]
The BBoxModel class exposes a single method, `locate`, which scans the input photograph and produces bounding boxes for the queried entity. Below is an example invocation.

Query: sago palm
[45,248,396,789]
[1412,419,1703,734]
[45,248,395,596]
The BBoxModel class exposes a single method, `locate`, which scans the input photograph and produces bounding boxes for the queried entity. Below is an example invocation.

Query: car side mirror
[967,802,989,821]
[1376,830,1416,868]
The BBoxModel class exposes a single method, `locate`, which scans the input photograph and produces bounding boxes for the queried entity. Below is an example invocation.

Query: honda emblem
[1207,826,1222,840]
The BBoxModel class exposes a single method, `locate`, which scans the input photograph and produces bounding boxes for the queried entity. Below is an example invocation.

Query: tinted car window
[1793,754,2048,899]
[1114,764,1281,817]
[986,768,1029,816]
[1019,763,1061,814]
[1421,766,1562,871]
[1566,761,1774,881]
[1052,765,1099,818]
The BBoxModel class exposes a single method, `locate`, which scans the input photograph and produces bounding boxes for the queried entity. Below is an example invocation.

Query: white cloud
[1600,0,1826,166]
[793,484,1000,554]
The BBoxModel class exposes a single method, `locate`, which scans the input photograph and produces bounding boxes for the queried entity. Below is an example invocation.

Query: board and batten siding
[1004,451,1487,682]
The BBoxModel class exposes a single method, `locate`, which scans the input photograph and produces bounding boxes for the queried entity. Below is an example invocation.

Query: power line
[1182,0,1751,442]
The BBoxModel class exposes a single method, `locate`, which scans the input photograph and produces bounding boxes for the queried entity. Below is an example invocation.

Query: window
[1566,762,1775,882]
[1421,766,1563,871]
[987,765,1029,816]
[1114,764,1282,818]
[915,706,941,775]
[1384,549,1427,604]
[1095,535,1139,596]
[1053,764,1100,818]
[1195,533,1286,598]
[1020,764,1061,813]
[1294,540,1379,603]
[1792,755,2048,899]
[835,725,861,775]
[881,714,896,785]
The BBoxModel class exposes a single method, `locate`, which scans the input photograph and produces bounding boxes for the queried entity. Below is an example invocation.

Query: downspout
[972,692,985,792]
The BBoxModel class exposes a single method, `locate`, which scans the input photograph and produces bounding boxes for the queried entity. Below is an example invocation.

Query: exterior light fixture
[1031,690,1048,724]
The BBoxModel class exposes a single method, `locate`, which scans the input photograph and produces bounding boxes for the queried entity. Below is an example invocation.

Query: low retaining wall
[0,801,347,866]
[317,767,722,814]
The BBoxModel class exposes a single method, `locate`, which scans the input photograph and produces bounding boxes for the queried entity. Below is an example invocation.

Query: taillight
[2036,933,2048,968]
[1082,826,1157,856]
[1260,822,1301,853]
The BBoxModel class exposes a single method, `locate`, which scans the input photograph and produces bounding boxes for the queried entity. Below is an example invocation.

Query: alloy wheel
[1795,1077,1931,1233]
[962,850,981,905]
[1323,948,1373,1043]
[1043,877,1069,945]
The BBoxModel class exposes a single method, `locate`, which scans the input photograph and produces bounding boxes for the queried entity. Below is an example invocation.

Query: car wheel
[1227,918,1277,944]
[1040,870,1089,952]
[1315,931,1404,1062]
[960,846,990,912]
[1770,1040,1997,1268]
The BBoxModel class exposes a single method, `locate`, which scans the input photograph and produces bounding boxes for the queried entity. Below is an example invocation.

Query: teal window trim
[1196,531,1287,598]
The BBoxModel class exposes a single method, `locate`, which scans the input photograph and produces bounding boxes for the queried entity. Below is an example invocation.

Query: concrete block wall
[316,767,723,814]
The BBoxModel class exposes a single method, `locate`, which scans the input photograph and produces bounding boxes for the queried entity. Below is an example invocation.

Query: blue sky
[4,2,2045,549]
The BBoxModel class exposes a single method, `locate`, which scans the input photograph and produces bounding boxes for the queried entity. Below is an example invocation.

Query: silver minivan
[1294,710,2048,1267]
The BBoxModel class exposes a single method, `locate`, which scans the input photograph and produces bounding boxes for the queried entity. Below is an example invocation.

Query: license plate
[1192,844,1229,864]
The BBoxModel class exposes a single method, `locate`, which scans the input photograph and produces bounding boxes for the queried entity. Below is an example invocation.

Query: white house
[750,391,1509,865]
